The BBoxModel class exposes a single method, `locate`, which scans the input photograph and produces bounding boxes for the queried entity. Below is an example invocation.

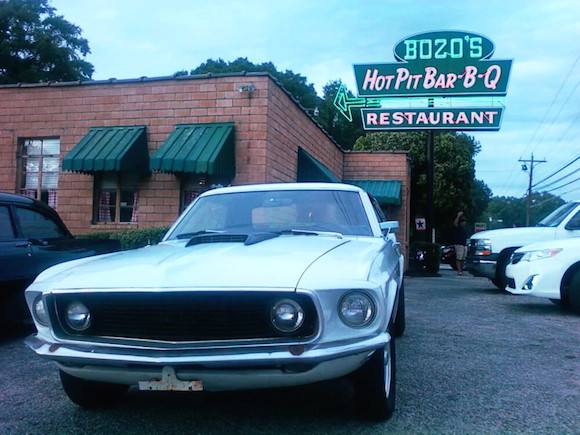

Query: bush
[78,227,170,250]
[409,241,441,274]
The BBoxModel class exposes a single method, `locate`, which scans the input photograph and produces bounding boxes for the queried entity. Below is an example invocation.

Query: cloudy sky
[51,0,580,202]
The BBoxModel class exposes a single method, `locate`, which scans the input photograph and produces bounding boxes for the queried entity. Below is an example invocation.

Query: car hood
[468,226,558,250]
[39,236,355,291]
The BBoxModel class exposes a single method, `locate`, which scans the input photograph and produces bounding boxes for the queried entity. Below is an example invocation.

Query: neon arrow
[334,83,381,122]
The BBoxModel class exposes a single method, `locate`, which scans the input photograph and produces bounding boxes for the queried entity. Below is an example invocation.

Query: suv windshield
[166,189,373,239]
[537,202,578,227]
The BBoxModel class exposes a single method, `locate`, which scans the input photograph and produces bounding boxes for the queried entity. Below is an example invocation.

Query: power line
[543,176,580,194]
[496,53,580,198]
[532,152,580,188]
[535,166,580,190]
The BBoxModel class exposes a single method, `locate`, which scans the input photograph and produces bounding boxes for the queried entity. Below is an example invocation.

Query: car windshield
[536,202,578,227]
[166,189,373,239]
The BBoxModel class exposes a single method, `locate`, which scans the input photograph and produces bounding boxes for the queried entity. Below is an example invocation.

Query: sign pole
[426,98,435,243]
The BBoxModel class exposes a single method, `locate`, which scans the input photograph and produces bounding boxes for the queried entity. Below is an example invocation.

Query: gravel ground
[1,268,578,434]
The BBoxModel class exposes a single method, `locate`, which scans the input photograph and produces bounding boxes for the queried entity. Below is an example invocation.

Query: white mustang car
[25,183,405,421]
[505,237,580,313]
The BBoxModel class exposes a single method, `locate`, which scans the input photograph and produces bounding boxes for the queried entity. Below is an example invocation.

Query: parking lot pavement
[1,268,578,434]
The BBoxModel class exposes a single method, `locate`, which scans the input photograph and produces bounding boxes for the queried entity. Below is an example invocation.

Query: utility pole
[519,154,546,226]
[426,98,435,243]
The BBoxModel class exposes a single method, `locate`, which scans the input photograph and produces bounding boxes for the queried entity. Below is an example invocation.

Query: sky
[50,0,580,202]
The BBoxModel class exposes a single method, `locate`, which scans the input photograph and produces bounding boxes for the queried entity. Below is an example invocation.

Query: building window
[94,173,139,223]
[19,138,60,209]
[180,175,228,213]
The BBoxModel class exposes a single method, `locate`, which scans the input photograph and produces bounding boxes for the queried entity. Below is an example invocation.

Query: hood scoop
[185,232,279,247]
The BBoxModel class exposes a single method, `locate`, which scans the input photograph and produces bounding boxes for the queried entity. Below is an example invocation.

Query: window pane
[24,140,42,156]
[25,157,40,173]
[42,139,60,155]
[42,172,59,189]
[16,207,67,239]
[0,206,15,240]
[25,173,39,189]
[42,157,60,172]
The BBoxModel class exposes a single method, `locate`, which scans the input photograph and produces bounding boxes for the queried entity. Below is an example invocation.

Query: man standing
[453,211,468,275]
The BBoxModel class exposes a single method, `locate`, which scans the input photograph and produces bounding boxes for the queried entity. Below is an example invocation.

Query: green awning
[150,123,235,176]
[62,126,149,174]
[348,180,402,205]
[297,148,341,182]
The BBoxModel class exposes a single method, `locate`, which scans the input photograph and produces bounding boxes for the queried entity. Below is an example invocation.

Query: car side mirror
[380,221,399,235]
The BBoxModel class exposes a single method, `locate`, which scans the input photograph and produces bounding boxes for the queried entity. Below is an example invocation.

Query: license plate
[138,366,203,391]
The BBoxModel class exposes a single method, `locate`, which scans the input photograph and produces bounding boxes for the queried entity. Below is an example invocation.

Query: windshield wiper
[175,230,224,239]
[278,229,343,238]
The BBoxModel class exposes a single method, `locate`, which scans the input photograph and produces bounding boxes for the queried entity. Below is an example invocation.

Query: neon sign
[340,30,512,131]
[361,107,503,131]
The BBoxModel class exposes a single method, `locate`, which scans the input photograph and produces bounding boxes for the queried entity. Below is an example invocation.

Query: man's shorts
[455,244,467,261]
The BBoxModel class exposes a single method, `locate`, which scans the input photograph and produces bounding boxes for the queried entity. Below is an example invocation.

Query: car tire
[59,370,129,408]
[562,268,580,314]
[492,248,517,290]
[353,337,396,421]
[392,283,405,337]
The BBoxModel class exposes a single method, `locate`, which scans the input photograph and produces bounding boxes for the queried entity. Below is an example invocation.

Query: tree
[354,131,490,242]
[0,0,93,84]
[317,80,365,149]
[190,58,321,111]
[482,192,564,229]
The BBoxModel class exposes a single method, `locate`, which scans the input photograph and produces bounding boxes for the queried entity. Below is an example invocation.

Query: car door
[14,205,71,277]
[0,205,34,282]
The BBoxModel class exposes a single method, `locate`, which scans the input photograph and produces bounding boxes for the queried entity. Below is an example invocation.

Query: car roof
[199,182,364,197]
[0,192,57,213]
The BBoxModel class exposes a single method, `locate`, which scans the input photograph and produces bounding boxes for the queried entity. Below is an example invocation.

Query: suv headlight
[339,291,375,328]
[520,248,562,262]
[471,238,492,256]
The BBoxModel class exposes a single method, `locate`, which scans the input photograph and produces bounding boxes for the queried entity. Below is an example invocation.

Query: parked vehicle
[505,238,580,313]
[0,192,121,323]
[441,245,457,270]
[466,201,580,288]
[25,183,405,421]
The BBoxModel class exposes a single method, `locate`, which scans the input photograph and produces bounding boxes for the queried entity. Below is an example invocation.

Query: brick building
[0,72,410,259]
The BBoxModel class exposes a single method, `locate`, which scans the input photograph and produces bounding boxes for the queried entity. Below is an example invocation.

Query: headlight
[65,301,91,331]
[339,292,375,328]
[520,248,562,262]
[471,238,492,256]
[32,295,50,326]
[270,299,304,333]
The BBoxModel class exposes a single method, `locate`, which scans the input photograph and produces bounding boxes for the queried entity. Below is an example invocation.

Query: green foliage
[481,192,565,228]
[191,57,320,111]
[78,227,170,251]
[317,80,366,149]
[354,131,490,243]
[0,0,93,84]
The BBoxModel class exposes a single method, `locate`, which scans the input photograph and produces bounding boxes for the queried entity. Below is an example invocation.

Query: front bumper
[505,262,561,300]
[465,256,496,278]
[25,333,390,391]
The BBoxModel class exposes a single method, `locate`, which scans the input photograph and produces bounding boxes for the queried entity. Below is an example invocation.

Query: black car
[0,192,121,323]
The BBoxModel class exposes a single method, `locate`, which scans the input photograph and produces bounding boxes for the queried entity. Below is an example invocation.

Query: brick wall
[0,75,278,233]
[343,151,411,263]
[265,82,343,182]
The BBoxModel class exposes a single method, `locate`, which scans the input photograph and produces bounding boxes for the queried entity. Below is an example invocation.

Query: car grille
[49,291,318,342]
